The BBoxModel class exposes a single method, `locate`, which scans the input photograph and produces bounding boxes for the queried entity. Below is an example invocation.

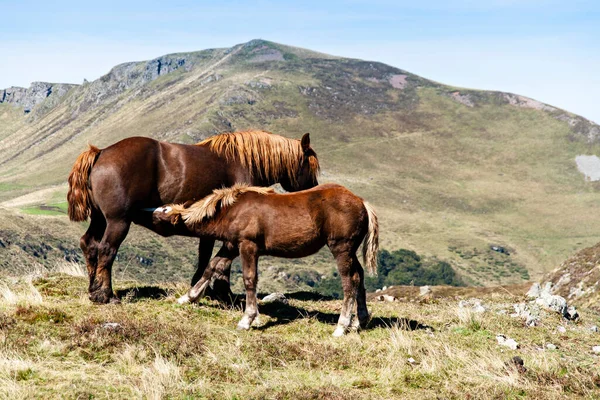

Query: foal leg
[353,255,370,329]
[89,218,130,304]
[330,245,361,337]
[179,243,239,304]
[192,238,234,302]
[207,251,235,302]
[236,241,259,331]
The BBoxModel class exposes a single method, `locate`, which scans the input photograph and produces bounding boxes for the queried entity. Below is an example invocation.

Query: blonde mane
[168,184,274,226]
[197,130,319,185]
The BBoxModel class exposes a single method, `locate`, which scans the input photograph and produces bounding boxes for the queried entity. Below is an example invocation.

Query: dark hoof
[204,283,234,304]
[89,290,114,304]
[359,314,372,329]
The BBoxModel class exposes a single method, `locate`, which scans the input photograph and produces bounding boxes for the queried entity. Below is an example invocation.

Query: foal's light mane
[196,130,319,185]
[169,184,273,225]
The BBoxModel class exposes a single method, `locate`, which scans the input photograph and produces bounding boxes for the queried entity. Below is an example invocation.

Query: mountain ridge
[2,39,597,139]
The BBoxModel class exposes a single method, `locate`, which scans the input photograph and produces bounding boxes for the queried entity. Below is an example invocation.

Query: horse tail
[361,201,379,276]
[67,145,101,222]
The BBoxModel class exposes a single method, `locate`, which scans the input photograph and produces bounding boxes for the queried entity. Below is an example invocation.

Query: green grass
[0,183,27,192]
[20,202,68,216]
[1,272,599,399]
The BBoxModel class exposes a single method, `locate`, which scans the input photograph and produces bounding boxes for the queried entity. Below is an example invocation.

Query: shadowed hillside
[1,39,600,289]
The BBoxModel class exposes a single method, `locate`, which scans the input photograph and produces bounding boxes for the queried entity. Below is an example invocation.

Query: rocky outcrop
[75,54,194,112]
[558,114,600,143]
[544,241,600,310]
[0,82,77,113]
[523,282,579,321]
[502,93,557,112]
[449,91,475,107]
[499,92,600,143]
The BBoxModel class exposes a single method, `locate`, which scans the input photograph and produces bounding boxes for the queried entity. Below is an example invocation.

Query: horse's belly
[130,212,197,238]
[264,234,325,258]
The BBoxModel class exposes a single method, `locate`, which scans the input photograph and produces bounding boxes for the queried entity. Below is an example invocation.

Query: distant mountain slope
[1,39,600,287]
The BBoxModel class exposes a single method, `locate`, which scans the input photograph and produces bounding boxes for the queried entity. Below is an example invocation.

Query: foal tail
[362,201,379,276]
[67,145,101,222]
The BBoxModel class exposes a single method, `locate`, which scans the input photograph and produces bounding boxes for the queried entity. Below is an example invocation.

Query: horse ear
[301,133,311,151]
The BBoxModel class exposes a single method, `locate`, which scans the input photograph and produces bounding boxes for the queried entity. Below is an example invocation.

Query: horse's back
[91,137,231,220]
[95,136,160,165]
[299,184,368,241]
[299,183,363,209]
[263,183,366,237]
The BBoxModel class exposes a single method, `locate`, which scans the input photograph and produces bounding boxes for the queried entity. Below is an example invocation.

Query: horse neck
[203,144,296,187]
[190,216,231,242]
[229,164,276,187]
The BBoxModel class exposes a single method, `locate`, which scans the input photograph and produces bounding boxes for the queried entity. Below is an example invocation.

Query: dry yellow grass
[0,270,599,399]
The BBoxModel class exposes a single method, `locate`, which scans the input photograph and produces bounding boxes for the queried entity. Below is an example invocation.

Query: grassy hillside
[1,270,599,399]
[1,39,600,289]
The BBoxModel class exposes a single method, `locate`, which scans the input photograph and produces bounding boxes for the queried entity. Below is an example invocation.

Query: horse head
[280,133,320,192]
[151,205,187,235]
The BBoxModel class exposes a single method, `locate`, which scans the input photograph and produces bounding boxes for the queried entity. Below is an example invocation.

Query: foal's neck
[192,217,232,243]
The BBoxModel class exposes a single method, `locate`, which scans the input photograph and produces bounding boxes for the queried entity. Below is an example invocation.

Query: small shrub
[314,248,463,297]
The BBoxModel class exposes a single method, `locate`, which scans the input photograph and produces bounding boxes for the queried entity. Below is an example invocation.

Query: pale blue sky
[1,0,598,122]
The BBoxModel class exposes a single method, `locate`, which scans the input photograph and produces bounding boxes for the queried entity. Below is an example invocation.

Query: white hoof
[177,294,191,304]
[332,326,346,337]
[236,321,251,331]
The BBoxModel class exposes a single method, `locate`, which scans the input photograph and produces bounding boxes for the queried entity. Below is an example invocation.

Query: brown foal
[153,183,379,336]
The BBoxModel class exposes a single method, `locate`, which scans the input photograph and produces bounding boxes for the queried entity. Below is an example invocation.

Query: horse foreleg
[237,241,259,330]
[178,265,213,305]
[192,238,234,302]
[179,242,239,304]
[191,238,215,286]
[89,219,130,304]
[331,247,360,337]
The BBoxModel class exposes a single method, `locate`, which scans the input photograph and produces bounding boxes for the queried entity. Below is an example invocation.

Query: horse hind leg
[353,255,370,329]
[330,245,360,337]
[89,218,130,304]
[80,210,106,292]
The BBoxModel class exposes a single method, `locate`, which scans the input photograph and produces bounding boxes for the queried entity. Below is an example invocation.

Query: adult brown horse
[67,131,320,304]
[153,183,379,337]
